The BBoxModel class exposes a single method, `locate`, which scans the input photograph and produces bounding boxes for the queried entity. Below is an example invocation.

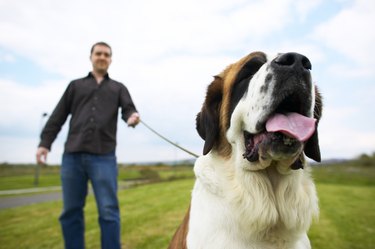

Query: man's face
[90,45,112,74]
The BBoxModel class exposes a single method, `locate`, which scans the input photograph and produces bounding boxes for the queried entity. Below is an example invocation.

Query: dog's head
[196,52,323,171]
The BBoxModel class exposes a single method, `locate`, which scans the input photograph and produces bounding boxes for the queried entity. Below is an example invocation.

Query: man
[36,42,140,249]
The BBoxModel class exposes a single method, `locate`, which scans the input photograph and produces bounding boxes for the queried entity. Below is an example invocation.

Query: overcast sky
[0,0,374,164]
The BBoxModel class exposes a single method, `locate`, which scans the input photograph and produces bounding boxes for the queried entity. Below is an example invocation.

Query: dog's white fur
[188,153,318,249]
[186,54,319,249]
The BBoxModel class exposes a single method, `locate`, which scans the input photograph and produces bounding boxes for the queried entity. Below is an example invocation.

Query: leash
[139,119,199,158]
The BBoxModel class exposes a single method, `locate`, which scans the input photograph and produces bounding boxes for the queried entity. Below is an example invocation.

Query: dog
[168,51,323,249]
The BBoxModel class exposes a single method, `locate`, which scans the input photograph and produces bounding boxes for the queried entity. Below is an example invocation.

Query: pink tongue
[266,113,316,142]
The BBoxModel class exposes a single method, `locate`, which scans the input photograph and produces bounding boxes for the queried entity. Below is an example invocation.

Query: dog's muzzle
[243,53,315,169]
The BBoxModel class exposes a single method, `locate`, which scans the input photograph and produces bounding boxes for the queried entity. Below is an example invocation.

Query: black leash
[140,119,199,158]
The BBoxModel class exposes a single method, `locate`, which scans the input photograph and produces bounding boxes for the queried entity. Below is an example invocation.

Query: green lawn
[0,179,194,249]
[0,165,195,191]
[0,163,374,249]
[309,184,374,249]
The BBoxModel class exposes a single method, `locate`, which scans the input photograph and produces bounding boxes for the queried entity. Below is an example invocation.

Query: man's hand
[36,147,49,165]
[127,112,140,128]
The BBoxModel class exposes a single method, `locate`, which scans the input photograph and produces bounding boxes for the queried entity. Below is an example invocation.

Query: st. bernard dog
[168,51,323,249]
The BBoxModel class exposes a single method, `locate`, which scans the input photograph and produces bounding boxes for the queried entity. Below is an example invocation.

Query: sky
[0,0,374,164]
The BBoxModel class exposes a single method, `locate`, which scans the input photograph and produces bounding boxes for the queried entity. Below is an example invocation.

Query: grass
[308,162,375,249]
[0,161,374,248]
[0,179,194,249]
[311,162,375,186]
[120,179,192,249]
[0,164,195,191]
[309,184,374,249]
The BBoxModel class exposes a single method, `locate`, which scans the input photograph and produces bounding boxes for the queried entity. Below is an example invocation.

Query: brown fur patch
[168,205,191,249]
[214,51,267,157]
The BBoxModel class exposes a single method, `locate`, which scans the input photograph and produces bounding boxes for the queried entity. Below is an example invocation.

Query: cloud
[0,79,67,132]
[294,0,324,21]
[0,0,374,163]
[319,105,375,159]
[0,51,15,63]
[0,0,312,78]
[312,0,375,76]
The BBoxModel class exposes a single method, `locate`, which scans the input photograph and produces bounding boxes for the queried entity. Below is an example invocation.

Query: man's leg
[59,152,88,249]
[88,151,121,249]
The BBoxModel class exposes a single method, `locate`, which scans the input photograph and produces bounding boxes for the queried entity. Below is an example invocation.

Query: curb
[0,186,62,196]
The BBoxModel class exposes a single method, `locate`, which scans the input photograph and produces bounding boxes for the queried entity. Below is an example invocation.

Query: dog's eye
[229,56,266,120]
[236,57,266,83]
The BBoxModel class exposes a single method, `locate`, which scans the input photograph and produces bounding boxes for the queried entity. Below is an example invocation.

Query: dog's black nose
[273,53,312,71]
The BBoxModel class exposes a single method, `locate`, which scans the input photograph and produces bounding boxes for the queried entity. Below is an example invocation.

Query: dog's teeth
[283,137,294,145]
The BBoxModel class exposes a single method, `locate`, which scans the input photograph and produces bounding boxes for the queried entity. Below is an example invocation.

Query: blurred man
[36,42,140,249]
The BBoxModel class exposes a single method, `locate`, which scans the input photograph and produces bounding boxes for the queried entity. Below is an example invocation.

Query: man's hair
[90,42,112,56]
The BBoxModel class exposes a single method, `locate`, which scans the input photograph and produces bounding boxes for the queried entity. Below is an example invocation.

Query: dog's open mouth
[243,112,316,162]
[242,88,317,164]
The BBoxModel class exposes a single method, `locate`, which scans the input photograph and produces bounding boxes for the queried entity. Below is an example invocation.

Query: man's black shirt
[39,72,137,154]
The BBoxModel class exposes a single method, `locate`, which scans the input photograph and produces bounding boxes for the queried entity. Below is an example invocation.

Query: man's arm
[36,83,73,164]
[119,84,139,127]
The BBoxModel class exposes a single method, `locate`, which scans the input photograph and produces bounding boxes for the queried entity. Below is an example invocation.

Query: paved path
[0,191,62,209]
[0,186,61,195]
[0,180,151,210]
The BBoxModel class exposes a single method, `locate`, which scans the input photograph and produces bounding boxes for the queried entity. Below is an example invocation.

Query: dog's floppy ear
[196,76,224,155]
[304,86,323,162]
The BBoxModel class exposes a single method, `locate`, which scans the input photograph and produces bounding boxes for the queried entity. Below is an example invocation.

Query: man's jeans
[59,151,120,249]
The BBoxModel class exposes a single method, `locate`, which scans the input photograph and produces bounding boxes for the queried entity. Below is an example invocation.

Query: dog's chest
[188,159,316,249]
[188,186,310,249]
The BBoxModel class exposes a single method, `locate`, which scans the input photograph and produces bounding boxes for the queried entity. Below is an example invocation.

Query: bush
[140,169,161,181]
[356,153,375,167]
